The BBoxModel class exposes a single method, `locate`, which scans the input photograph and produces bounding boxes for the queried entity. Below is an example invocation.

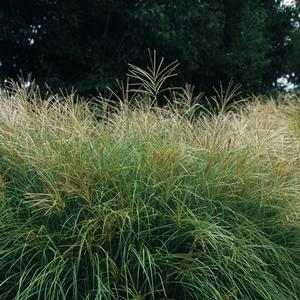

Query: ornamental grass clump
[0,55,299,299]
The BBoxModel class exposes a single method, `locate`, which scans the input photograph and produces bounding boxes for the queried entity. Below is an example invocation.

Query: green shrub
[0,63,299,299]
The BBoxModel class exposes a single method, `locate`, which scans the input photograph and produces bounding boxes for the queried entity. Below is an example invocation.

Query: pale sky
[282,0,296,6]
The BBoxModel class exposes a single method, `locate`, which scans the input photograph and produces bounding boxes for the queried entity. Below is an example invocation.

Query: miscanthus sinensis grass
[0,57,299,299]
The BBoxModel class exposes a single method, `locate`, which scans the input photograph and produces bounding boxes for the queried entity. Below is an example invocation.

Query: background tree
[0,0,299,95]
[286,1,300,88]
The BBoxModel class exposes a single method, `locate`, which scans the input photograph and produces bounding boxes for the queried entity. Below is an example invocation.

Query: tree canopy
[0,0,299,94]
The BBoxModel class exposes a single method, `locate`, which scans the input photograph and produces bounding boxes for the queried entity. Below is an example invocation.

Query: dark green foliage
[287,1,300,89]
[0,0,299,94]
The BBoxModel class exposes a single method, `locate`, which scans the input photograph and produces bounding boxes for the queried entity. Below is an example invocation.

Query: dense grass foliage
[0,80,300,299]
